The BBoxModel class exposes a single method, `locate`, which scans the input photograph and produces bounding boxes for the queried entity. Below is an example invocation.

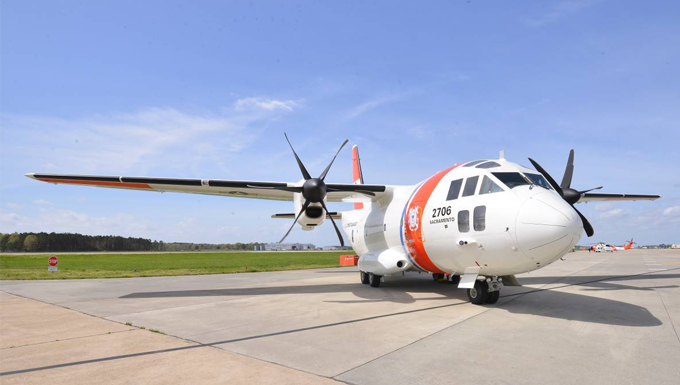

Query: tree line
[0,232,265,253]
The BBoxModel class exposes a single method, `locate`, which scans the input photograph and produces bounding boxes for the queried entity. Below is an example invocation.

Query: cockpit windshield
[525,173,553,190]
[491,172,530,189]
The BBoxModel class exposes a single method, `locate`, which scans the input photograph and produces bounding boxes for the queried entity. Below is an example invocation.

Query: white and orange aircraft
[590,239,635,252]
[26,136,659,304]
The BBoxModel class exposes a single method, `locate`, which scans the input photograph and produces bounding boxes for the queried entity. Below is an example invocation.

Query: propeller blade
[284,133,312,180]
[320,200,345,247]
[578,186,603,194]
[528,158,563,195]
[278,199,311,243]
[560,149,575,189]
[572,205,594,237]
[319,139,349,181]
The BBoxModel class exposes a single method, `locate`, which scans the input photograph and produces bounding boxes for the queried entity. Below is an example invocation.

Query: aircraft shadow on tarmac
[120,274,665,327]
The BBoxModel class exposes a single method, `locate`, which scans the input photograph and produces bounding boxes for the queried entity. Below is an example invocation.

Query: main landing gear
[360,271,382,287]
[467,279,501,305]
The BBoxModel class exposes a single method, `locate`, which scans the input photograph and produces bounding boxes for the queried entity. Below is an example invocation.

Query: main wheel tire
[369,273,382,287]
[467,280,489,305]
[432,273,445,282]
[360,271,370,284]
[449,275,461,285]
[486,290,500,304]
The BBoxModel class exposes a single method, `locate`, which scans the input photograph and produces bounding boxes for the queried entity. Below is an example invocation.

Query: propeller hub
[302,178,327,202]
[562,188,581,205]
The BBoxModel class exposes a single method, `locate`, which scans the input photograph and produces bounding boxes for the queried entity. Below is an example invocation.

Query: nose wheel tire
[467,280,489,305]
[369,273,382,287]
[486,290,500,304]
[360,271,370,284]
[432,273,445,282]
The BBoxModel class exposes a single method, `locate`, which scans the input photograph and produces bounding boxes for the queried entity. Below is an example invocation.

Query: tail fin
[352,145,364,210]
[624,238,634,250]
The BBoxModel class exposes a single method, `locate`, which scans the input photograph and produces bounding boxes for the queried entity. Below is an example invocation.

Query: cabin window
[474,206,486,231]
[458,210,469,233]
[447,179,463,201]
[492,172,530,189]
[480,176,504,195]
[476,161,501,169]
[525,173,553,190]
[462,176,479,197]
[464,160,486,167]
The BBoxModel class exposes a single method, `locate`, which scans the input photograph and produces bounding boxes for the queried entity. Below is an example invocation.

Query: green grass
[0,251,348,280]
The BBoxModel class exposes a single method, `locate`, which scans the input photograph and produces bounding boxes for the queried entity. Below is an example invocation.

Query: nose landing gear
[467,278,501,305]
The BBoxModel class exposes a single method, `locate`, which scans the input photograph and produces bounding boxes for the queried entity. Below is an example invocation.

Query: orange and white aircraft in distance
[590,239,635,252]
[27,135,660,304]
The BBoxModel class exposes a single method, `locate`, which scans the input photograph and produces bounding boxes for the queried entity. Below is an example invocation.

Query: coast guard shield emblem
[408,206,420,231]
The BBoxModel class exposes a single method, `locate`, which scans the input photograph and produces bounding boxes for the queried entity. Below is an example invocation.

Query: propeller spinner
[279,133,348,246]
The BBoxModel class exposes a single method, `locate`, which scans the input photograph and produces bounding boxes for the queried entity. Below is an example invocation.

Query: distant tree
[0,233,9,252]
[6,233,24,252]
[23,235,39,252]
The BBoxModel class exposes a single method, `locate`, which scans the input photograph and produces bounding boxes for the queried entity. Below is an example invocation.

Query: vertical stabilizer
[352,145,365,210]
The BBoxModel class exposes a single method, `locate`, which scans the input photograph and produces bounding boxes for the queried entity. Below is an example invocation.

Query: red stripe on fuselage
[37,178,152,189]
[403,164,461,274]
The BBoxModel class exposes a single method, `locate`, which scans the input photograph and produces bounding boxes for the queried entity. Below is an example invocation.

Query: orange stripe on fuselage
[403,164,461,274]
[37,178,151,189]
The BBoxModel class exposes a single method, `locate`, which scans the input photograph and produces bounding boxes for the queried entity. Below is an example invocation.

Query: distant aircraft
[589,239,635,252]
[27,138,660,304]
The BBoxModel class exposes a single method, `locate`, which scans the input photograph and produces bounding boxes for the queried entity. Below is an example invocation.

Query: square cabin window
[462,176,479,197]
[474,206,486,231]
[447,179,463,201]
[458,210,470,233]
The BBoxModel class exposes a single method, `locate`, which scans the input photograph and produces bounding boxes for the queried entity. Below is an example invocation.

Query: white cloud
[6,203,22,209]
[598,208,625,219]
[594,203,614,212]
[33,199,50,205]
[663,206,680,216]
[234,97,300,112]
[407,126,434,140]
[345,95,401,119]
[1,103,298,176]
[524,0,599,27]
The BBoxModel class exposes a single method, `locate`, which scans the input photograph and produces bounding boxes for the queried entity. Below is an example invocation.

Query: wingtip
[25,173,37,180]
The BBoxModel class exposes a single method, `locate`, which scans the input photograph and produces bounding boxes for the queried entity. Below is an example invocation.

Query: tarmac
[1,249,679,384]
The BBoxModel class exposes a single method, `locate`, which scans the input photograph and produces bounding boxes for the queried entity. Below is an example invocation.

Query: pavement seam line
[0,328,136,350]
[649,271,680,346]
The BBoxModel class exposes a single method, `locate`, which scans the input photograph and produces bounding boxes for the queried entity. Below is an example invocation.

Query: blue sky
[1,0,679,246]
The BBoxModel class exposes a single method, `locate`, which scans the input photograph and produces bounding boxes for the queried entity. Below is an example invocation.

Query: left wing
[577,193,660,203]
[26,173,388,203]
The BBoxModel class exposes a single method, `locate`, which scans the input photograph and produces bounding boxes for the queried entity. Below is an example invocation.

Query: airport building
[262,243,317,251]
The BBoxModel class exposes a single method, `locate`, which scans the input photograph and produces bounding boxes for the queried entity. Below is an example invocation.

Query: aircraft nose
[515,192,582,264]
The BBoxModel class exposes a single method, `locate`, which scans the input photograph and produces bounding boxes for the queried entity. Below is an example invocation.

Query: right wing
[577,193,660,203]
[26,173,390,203]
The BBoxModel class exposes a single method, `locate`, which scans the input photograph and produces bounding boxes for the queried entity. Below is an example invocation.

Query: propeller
[278,133,348,246]
[527,149,600,237]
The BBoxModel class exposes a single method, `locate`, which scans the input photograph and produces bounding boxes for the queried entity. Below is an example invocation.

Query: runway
[2,249,679,384]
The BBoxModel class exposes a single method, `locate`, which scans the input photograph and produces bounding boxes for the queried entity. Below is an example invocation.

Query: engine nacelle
[294,193,326,230]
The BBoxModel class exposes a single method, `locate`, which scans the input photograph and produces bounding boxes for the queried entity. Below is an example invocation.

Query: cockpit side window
[462,176,479,197]
[446,179,463,201]
[458,210,469,233]
[525,173,553,190]
[474,206,486,231]
[492,172,530,189]
[479,175,504,194]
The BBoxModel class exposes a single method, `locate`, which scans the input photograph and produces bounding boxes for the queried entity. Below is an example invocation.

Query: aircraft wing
[26,173,389,203]
[577,193,660,203]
